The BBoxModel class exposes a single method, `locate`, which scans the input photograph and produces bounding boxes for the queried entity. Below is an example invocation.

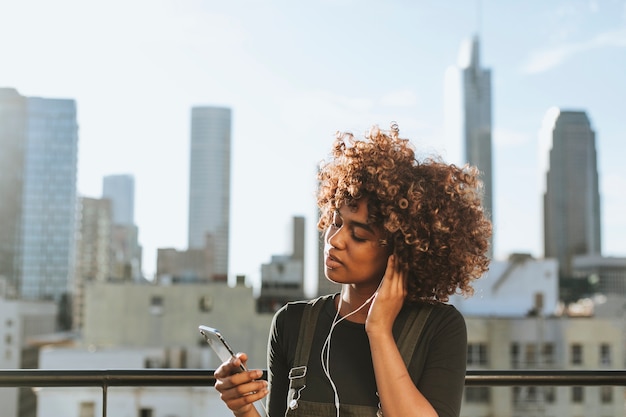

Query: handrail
[1,369,626,387]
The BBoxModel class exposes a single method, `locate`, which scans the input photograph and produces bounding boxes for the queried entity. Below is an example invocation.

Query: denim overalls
[283,296,432,417]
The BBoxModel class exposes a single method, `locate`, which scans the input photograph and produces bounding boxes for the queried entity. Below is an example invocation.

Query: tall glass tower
[0,88,27,295]
[103,174,135,226]
[102,174,143,281]
[0,88,79,308]
[542,109,601,277]
[445,35,493,255]
[188,106,231,281]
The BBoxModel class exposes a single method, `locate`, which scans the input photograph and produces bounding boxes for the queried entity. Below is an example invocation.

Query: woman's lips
[325,253,343,269]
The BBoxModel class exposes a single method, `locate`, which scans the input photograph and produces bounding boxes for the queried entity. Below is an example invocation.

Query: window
[542,343,555,365]
[524,344,536,366]
[513,386,538,404]
[600,386,613,403]
[510,343,520,368]
[199,295,213,312]
[139,408,153,417]
[544,386,556,403]
[465,387,490,403]
[572,386,584,403]
[79,402,95,417]
[571,344,583,365]
[600,344,611,366]
[467,343,488,366]
[150,295,163,315]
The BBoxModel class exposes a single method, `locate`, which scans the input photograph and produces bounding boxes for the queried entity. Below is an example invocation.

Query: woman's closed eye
[331,211,371,242]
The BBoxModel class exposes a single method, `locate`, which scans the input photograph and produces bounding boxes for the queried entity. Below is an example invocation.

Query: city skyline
[1,1,625,291]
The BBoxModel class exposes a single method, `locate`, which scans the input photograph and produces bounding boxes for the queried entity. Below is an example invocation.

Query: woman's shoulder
[403,301,466,328]
[273,294,336,326]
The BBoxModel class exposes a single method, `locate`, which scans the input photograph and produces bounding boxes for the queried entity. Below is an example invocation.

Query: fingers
[215,365,269,413]
[380,255,406,297]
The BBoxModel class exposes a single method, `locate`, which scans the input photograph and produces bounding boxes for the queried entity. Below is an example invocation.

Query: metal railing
[2,369,626,416]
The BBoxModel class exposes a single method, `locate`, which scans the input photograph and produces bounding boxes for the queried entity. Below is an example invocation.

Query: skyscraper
[542,109,601,277]
[103,174,135,225]
[188,106,231,281]
[0,88,79,310]
[444,35,493,255]
[102,174,142,281]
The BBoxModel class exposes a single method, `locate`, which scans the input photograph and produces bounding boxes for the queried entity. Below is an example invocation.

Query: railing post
[102,383,108,417]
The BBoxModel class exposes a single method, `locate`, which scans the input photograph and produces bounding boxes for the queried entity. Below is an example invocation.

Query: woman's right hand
[214,352,269,416]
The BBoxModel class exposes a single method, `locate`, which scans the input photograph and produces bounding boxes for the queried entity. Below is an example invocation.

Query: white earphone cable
[321,287,379,417]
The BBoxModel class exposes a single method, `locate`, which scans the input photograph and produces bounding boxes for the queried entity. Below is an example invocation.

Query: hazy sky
[2,0,625,293]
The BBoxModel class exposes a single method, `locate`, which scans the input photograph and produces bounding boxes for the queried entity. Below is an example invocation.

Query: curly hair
[317,123,492,303]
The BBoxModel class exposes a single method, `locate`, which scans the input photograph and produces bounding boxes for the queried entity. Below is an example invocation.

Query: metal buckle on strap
[288,366,307,380]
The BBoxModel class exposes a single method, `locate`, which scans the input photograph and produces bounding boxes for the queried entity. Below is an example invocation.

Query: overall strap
[396,303,433,368]
[287,295,330,410]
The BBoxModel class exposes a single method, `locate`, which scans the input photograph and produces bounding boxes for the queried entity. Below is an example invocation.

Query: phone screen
[199,325,246,372]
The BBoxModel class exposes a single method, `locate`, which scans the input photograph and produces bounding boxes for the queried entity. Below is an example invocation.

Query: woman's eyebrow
[336,209,376,234]
[347,218,376,234]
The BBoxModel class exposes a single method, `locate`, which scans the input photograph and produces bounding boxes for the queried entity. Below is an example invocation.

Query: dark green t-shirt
[267,294,467,417]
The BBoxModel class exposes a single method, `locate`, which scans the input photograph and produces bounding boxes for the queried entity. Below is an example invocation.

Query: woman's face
[324,199,390,288]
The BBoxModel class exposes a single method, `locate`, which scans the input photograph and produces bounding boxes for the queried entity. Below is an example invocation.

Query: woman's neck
[336,286,376,323]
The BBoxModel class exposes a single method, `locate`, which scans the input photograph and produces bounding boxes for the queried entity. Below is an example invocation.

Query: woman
[215,123,492,417]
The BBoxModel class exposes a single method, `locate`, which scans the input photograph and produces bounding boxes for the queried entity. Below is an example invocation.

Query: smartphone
[198,325,246,373]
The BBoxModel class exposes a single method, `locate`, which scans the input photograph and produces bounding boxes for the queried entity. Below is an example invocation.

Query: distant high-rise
[445,35,493,255]
[103,174,134,225]
[0,88,79,312]
[542,109,601,277]
[73,197,112,330]
[188,106,231,281]
[102,174,142,281]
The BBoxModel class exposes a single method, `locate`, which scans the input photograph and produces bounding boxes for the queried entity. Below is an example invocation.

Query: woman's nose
[327,226,345,249]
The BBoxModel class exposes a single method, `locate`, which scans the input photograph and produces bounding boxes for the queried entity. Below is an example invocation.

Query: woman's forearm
[369,331,438,417]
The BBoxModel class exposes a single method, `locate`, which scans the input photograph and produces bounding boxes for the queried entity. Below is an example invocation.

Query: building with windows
[38,280,273,417]
[462,315,623,417]
[541,109,602,278]
[82,281,272,367]
[0,88,79,327]
[0,288,57,417]
[188,106,232,282]
[73,197,112,331]
[257,216,306,312]
[444,36,494,255]
[571,255,626,297]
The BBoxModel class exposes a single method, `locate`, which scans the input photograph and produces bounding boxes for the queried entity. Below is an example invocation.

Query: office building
[102,174,134,225]
[541,109,602,277]
[444,36,494,255]
[257,216,306,312]
[83,280,272,366]
[0,88,79,312]
[188,106,232,281]
[0,288,57,417]
[155,245,214,284]
[462,315,623,417]
[73,197,112,330]
[572,254,626,297]
[102,174,143,281]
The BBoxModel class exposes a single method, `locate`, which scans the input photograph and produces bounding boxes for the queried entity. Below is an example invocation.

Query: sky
[1,0,625,295]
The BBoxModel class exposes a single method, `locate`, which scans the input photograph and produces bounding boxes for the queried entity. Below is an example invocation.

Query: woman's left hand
[365,254,407,335]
